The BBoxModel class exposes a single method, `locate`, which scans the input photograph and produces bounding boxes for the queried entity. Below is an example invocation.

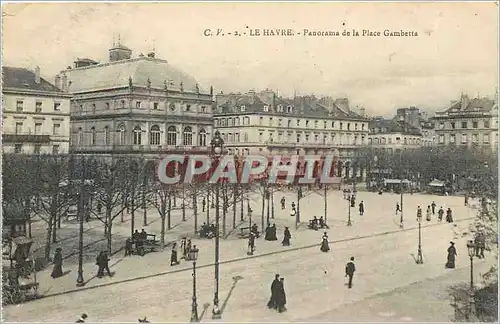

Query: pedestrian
[170,242,179,266]
[76,313,88,323]
[445,241,457,269]
[475,233,486,259]
[202,197,206,212]
[320,232,330,252]
[431,201,436,215]
[97,202,102,215]
[416,206,422,221]
[358,201,364,216]
[426,205,431,221]
[180,237,187,259]
[267,274,280,309]
[185,239,192,260]
[438,207,444,221]
[280,197,286,210]
[275,277,287,313]
[96,251,112,278]
[51,248,63,279]
[464,194,469,206]
[248,232,256,255]
[282,227,291,246]
[446,208,453,223]
[395,202,401,215]
[345,257,356,288]
[124,238,133,257]
[350,195,356,208]
[290,206,296,218]
[291,201,295,211]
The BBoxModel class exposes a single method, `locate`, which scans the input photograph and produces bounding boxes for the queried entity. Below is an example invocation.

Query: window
[451,122,456,129]
[288,120,291,127]
[243,117,250,125]
[201,106,206,113]
[484,133,490,143]
[78,127,83,145]
[263,105,269,112]
[34,144,41,155]
[104,126,110,145]
[287,105,292,113]
[269,118,273,126]
[461,133,467,144]
[240,105,246,112]
[473,121,478,129]
[121,100,126,108]
[153,102,159,110]
[450,134,456,143]
[484,120,490,128]
[186,104,191,112]
[235,133,240,143]
[92,104,97,113]
[259,117,263,125]
[183,126,193,146]
[347,123,351,131]
[54,103,61,111]
[167,126,177,145]
[52,145,60,155]
[472,134,479,143]
[53,123,60,135]
[306,120,309,127]
[35,101,42,112]
[117,125,126,145]
[105,103,110,110]
[90,127,96,145]
[439,122,444,129]
[35,123,42,134]
[296,133,301,143]
[305,134,310,142]
[15,122,23,134]
[340,122,343,130]
[296,120,300,127]
[14,144,22,153]
[314,134,319,142]
[79,104,83,112]
[133,126,142,145]
[198,128,207,146]
[388,137,392,144]
[136,101,142,109]
[259,132,263,142]
[244,133,248,142]
[228,118,233,127]
[323,121,327,129]
[461,121,467,129]
[278,119,282,127]
[362,124,365,131]
[16,100,24,112]
[150,125,161,145]
[235,117,239,126]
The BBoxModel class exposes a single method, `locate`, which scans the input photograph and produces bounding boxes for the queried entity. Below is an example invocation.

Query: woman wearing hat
[445,242,457,269]
[51,248,63,279]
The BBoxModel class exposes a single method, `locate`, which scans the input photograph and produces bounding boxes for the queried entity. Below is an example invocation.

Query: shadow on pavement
[220,275,244,315]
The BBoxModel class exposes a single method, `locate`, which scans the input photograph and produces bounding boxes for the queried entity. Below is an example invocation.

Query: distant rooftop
[3,66,65,93]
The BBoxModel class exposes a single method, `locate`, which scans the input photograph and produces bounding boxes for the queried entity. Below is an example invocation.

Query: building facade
[368,117,423,154]
[213,90,370,179]
[2,67,72,154]
[56,43,214,158]
[433,93,498,153]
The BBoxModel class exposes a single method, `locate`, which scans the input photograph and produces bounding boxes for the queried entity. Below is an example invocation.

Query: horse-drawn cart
[2,236,39,305]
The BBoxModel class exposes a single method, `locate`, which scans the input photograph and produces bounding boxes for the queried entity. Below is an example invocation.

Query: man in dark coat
[438,207,444,221]
[446,208,453,223]
[276,277,287,313]
[96,251,112,278]
[280,197,286,210]
[431,201,436,214]
[282,227,291,246]
[202,198,206,212]
[248,232,256,255]
[359,201,364,216]
[345,257,356,288]
[267,274,280,309]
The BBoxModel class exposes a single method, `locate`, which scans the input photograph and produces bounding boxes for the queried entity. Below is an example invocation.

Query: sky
[2,2,499,116]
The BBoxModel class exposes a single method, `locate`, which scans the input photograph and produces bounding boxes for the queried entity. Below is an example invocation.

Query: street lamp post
[210,130,224,319]
[76,156,87,287]
[466,240,477,319]
[399,153,404,229]
[189,245,200,322]
[416,212,423,264]
[296,186,302,230]
[347,194,352,226]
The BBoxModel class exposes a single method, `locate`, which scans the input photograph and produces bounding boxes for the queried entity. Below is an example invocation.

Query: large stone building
[433,93,498,153]
[2,66,72,154]
[56,42,213,158]
[394,107,435,146]
[368,117,423,154]
[213,90,370,178]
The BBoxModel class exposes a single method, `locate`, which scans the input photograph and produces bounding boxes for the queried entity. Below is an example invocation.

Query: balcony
[3,133,51,143]
[70,144,210,154]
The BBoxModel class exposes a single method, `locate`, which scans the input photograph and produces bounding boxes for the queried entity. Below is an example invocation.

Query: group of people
[264,224,278,241]
[248,223,292,255]
[308,216,328,230]
[199,223,217,239]
[125,229,149,256]
[170,237,195,266]
[267,274,287,313]
[415,204,454,223]
[96,251,112,278]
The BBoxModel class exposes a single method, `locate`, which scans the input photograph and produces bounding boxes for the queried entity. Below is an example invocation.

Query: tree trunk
[52,219,58,243]
[142,186,147,226]
[44,217,53,261]
[182,185,186,222]
[261,190,265,231]
[206,186,210,224]
[107,219,112,255]
[130,193,135,235]
[24,198,33,238]
[233,185,237,229]
[193,188,198,233]
[50,194,58,243]
[240,186,244,221]
[167,191,172,230]
[222,184,227,237]
[160,200,166,246]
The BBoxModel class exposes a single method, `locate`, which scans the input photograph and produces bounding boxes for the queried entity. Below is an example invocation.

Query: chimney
[461,93,469,110]
[360,106,366,117]
[55,75,61,89]
[147,52,155,58]
[34,66,40,84]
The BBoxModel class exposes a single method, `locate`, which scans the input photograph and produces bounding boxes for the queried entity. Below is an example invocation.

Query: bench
[133,234,161,256]
[238,227,251,238]
[65,212,78,222]
[307,220,329,230]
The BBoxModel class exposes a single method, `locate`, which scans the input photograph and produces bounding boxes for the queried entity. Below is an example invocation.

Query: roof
[369,118,421,136]
[215,92,366,120]
[439,95,497,115]
[2,67,65,93]
[59,56,200,93]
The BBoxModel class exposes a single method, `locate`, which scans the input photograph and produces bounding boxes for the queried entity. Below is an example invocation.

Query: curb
[37,217,474,300]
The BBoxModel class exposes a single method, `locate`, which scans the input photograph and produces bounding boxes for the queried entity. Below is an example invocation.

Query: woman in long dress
[320,232,330,252]
[282,227,291,246]
[426,205,431,221]
[51,248,63,278]
[170,242,179,266]
[276,278,287,313]
[445,242,457,269]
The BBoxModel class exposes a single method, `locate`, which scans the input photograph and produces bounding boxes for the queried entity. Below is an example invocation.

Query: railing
[2,133,51,143]
[70,145,210,154]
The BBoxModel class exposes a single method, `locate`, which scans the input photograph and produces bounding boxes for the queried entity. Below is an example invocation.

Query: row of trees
[2,154,250,261]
